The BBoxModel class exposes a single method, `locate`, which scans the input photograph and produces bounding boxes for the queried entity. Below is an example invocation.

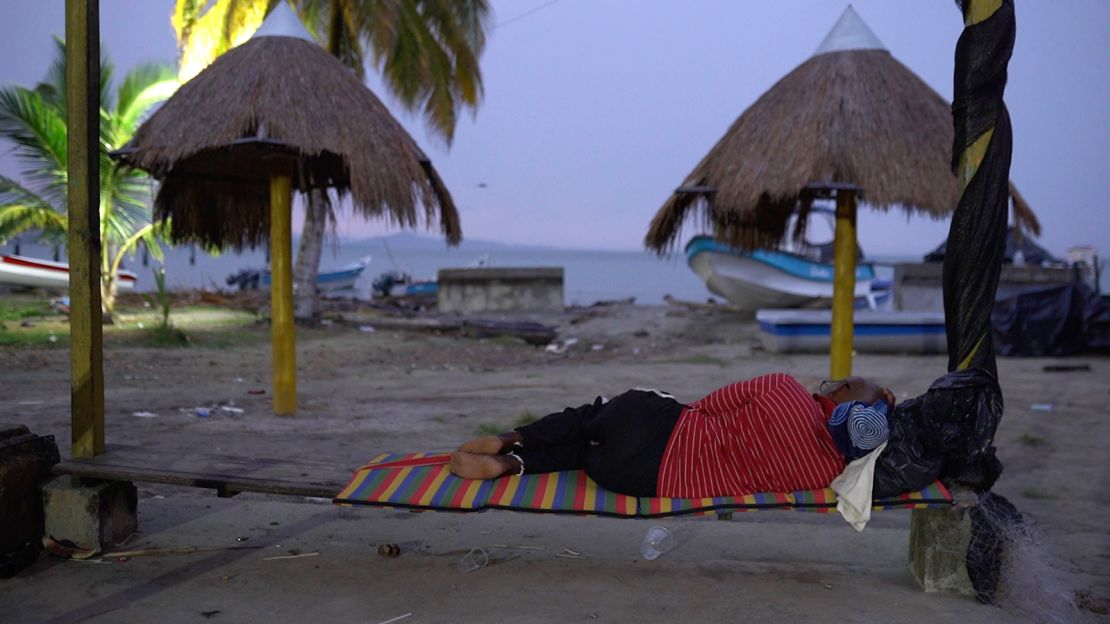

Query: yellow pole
[66,0,104,458]
[270,175,297,415]
[829,188,858,379]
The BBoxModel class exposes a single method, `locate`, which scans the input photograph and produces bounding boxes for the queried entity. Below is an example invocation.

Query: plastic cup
[457,547,489,573]
[640,526,675,560]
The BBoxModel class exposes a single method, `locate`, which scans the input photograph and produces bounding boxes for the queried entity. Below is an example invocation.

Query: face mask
[829,400,890,450]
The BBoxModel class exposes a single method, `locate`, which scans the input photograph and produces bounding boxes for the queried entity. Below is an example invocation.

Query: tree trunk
[99,243,116,324]
[100,272,116,325]
[292,188,328,323]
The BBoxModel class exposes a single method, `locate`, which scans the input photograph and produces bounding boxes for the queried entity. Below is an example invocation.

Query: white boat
[685,209,890,311]
[757,309,947,354]
[0,253,137,290]
[226,255,371,293]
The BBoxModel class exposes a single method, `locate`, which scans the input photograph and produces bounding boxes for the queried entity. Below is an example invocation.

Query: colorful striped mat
[333,452,954,517]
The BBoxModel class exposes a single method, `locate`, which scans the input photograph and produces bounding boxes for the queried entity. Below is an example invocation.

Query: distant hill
[344,231,538,252]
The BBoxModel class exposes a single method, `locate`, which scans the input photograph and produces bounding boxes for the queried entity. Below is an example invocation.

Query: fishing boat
[756,309,947,354]
[0,253,137,290]
[685,209,890,311]
[371,270,437,298]
[225,255,371,292]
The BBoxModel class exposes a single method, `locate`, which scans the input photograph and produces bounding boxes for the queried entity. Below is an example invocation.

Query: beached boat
[0,253,137,290]
[757,309,947,354]
[685,235,890,311]
[225,255,371,292]
[371,270,437,298]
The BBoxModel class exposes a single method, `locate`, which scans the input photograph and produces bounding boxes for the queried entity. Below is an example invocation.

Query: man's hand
[881,388,896,410]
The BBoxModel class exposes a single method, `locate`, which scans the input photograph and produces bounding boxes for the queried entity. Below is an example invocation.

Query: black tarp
[992,282,1110,356]
[873,368,1003,499]
[875,0,1016,495]
[924,227,1063,266]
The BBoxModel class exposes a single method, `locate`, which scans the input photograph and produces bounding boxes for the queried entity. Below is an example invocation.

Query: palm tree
[0,40,178,322]
[173,0,491,321]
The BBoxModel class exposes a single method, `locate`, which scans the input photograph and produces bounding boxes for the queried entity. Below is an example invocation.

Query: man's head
[820,376,895,409]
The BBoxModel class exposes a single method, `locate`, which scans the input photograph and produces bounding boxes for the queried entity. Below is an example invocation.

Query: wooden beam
[270,175,297,415]
[66,0,104,458]
[829,189,858,379]
[54,445,347,499]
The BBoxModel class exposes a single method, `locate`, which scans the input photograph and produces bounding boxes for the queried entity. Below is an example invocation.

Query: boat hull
[257,256,371,292]
[757,309,947,354]
[0,254,136,290]
[685,236,879,311]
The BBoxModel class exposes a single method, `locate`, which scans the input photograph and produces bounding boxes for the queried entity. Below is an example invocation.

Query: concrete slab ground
[1,487,1076,624]
[2,304,1104,622]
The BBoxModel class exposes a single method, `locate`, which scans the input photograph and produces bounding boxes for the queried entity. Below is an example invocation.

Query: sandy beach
[1,299,1106,623]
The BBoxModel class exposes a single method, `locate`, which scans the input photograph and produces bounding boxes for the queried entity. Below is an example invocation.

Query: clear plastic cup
[640,526,675,560]
[457,547,489,572]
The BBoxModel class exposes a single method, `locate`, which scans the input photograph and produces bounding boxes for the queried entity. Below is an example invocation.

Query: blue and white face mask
[829,400,890,452]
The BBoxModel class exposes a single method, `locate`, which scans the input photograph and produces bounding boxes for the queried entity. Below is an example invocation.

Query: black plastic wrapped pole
[902,0,1016,597]
[945,0,1016,377]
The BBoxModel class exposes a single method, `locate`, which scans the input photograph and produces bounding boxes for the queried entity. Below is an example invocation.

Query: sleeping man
[449,372,896,498]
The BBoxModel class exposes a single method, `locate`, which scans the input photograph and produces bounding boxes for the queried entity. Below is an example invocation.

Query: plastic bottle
[640,526,675,560]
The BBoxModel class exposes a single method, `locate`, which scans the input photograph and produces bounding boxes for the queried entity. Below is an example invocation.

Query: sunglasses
[820,379,849,394]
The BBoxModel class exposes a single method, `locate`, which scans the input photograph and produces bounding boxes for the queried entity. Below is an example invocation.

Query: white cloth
[830,441,887,532]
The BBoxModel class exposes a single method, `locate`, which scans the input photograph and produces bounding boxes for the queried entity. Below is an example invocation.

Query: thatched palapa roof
[646,6,1038,253]
[116,3,460,249]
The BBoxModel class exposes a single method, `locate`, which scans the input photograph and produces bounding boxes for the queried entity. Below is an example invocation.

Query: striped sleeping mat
[333,452,953,518]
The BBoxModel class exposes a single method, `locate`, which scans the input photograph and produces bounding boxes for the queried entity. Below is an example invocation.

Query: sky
[1,0,1108,260]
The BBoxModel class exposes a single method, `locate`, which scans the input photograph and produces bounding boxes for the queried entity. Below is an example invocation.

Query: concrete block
[908,506,974,595]
[42,477,137,551]
[438,267,564,313]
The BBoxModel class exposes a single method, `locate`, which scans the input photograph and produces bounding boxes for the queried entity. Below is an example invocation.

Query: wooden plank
[65,0,105,458]
[54,445,348,499]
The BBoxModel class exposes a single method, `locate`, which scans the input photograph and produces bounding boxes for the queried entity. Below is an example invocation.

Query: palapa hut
[115,4,460,414]
[116,3,460,249]
[645,6,1037,253]
[644,6,1038,377]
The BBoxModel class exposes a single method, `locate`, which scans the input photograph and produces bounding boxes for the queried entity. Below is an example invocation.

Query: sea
[9,234,1103,304]
[3,234,724,306]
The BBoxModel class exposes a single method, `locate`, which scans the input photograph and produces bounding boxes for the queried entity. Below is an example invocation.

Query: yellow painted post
[66,0,104,458]
[270,175,297,415]
[829,189,858,379]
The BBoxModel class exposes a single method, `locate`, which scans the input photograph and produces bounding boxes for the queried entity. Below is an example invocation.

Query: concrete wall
[893,262,1087,311]
[437,267,564,314]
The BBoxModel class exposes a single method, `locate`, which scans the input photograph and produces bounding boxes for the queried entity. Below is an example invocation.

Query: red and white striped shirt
[656,373,844,498]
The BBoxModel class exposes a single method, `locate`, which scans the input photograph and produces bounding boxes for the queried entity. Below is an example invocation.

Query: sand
[1,301,1106,623]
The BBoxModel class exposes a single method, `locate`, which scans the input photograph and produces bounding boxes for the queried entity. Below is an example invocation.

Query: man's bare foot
[449,451,519,480]
[456,432,522,455]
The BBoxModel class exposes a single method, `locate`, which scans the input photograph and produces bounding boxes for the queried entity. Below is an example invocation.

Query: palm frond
[172,0,210,41]
[41,37,115,113]
[177,0,276,82]
[112,63,179,146]
[0,176,67,242]
[0,86,69,205]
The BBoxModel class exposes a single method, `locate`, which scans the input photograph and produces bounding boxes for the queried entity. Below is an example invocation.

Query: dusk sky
[1,1,1108,260]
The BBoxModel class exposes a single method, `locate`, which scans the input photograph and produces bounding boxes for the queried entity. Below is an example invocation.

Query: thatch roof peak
[814,6,886,56]
[252,1,314,43]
